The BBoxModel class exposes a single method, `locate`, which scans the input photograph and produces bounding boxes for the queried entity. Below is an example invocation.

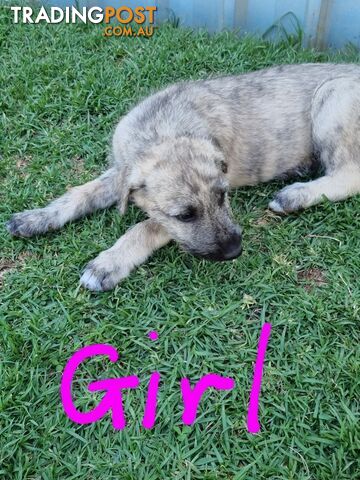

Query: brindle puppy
[7,63,360,291]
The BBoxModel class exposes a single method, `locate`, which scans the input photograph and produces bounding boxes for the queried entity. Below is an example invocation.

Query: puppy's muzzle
[210,231,243,261]
[190,231,243,262]
[221,232,243,260]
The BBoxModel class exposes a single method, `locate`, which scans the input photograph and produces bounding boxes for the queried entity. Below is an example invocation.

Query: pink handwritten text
[60,323,271,433]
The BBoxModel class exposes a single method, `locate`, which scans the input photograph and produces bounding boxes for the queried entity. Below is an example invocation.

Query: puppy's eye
[174,207,197,222]
[221,161,228,174]
[218,190,226,206]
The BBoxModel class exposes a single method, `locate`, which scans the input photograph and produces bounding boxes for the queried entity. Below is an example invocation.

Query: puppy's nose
[220,232,242,260]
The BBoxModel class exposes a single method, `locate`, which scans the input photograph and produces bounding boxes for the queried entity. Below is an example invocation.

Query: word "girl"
[60,323,271,434]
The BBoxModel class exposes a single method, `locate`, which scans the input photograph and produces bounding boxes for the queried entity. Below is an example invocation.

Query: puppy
[7,63,360,291]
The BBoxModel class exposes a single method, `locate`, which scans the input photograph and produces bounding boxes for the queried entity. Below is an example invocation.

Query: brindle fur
[7,64,360,291]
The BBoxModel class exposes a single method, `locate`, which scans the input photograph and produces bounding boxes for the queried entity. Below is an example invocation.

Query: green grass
[0,9,359,480]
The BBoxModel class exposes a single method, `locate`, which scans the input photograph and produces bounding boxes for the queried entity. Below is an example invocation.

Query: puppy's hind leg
[7,167,121,237]
[80,219,171,291]
[269,168,360,213]
[270,76,360,213]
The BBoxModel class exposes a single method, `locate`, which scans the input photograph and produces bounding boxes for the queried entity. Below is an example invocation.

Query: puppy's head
[123,137,242,261]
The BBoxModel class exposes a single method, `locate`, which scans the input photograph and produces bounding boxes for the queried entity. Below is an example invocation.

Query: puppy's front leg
[80,220,171,291]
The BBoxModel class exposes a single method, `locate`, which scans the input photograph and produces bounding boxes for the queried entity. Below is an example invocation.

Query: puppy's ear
[117,165,147,214]
[210,137,227,173]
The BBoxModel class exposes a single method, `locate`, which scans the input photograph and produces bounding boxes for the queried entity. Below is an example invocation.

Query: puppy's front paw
[7,209,51,237]
[80,255,132,292]
[269,183,310,213]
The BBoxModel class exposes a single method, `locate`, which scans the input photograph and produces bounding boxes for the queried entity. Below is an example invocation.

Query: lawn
[0,9,359,480]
